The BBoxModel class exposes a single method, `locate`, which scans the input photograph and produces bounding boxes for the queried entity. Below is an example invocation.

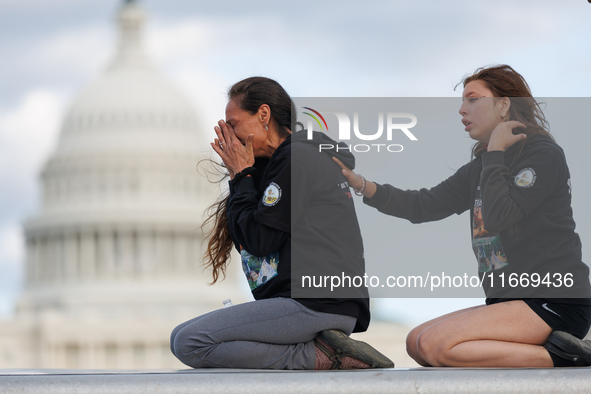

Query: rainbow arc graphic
[302,107,329,131]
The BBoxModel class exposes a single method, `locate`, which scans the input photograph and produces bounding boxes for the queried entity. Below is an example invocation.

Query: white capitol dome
[0,1,420,370]
[37,0,209,223]
[0,0,247,369]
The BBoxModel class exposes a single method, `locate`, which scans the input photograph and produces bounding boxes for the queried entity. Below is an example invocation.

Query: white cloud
[145,17,287,144]
[0,297,14,318]
[0,89,67,181]
[146,17,230,134]
[0,224,23,318]
[32,25,112,78]
[0,90,66,318]
[147,19,211,65]
[0,0,89,7]
[0,224,24,264]
[0,0,590,326]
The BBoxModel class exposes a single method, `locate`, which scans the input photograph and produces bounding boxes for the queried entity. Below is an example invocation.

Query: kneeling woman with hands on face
[169,76,393,370]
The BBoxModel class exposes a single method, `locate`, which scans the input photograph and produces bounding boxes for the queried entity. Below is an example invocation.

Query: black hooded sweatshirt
[226,130,370,332]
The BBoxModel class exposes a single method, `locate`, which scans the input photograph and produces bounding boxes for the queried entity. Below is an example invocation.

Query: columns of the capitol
[19,226,210,284]
[137,229,155,276]
[35,237,45,285]
[115,229,133,276]
[2,0,246,370]
[24,239,34,286]
[174,233,190,274]
[64,232,77,281]
[79,230,96,280]
[48,235,60,284]
[97,229,115,278]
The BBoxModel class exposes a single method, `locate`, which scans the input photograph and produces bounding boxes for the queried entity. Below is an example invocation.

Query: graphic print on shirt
[241,250,279,290]
[338,181,352,199]
[472,185,509,273]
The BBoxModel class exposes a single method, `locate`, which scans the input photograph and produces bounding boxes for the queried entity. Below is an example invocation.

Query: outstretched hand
[487,120,527,152]
[332,157,363,190]
[332,157,377,198]
[211,120,255,179]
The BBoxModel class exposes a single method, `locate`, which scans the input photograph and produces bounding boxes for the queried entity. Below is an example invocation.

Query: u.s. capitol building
[0,0,247,369]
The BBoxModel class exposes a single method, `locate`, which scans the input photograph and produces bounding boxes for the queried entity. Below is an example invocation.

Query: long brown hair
[202,77,294,284]
[201,188,232,285]
[457,64,553,158]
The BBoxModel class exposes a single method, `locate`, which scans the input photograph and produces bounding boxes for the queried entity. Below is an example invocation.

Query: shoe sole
[319,330,394,368]
[547,331,591,366]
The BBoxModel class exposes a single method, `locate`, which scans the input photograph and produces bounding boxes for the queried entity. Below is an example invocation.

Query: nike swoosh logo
[542,303,561,317]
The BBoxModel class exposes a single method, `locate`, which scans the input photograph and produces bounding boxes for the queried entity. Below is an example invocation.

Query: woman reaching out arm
[335,65,591,368]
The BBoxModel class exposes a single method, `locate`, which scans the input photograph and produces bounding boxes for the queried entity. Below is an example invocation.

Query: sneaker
[544,330,591,366]
[314,329,394,369]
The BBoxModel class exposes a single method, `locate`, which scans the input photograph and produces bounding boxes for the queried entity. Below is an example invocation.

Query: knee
[416,329,449,367]
[170,330,178,358]
[406,327,434,367]
[170,326,212,368]
[169,324,186,358]
[405,327,420,358]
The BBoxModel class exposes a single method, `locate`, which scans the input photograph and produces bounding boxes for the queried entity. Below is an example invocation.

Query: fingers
[211,120,255,175]
[213,137,224,152]
[332,157,362,189]
[488,121,528,152]
[214,123,225,145]
[211,138,228,156]
[214,119,241,155]
[506,120,526,129]
[332,157,355,177]
[210,142,224,161]
[505,121,527,140]
[215,121,230,150]
[332,156,353,178]
[218,119,239,145]
[511,122,527,139]
[245,134,254,155]
[511,133,527,142]
[332,156,348,171]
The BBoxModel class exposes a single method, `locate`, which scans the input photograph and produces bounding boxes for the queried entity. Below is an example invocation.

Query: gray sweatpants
[170,297,356,370]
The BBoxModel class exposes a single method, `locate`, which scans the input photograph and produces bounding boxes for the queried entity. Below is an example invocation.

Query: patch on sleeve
[514,167,536,188]
[262,182,282,206]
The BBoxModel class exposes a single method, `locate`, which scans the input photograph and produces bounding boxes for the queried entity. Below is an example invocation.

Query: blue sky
[1,0,590,324]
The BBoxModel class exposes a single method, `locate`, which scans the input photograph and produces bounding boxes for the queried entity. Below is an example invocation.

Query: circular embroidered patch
[262,182,282,206]
[514,167,536,188]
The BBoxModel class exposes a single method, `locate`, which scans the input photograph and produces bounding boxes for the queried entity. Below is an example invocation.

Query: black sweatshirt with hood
[227,130,370,332]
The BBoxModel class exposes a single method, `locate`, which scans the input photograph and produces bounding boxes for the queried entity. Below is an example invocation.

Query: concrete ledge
[1,367,591,394]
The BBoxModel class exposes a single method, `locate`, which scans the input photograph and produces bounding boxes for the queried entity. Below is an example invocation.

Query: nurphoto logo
[301,107,418,153]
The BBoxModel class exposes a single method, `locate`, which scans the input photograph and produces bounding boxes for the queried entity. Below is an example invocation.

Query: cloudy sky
[1,0,590,324]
